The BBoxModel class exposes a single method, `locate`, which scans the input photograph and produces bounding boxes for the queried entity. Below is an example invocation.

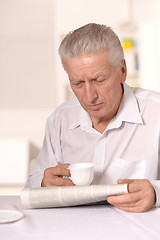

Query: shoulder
[129,86,160,120]
[47,97,81,124]
[131,86,160,105]
[133,87,160,101]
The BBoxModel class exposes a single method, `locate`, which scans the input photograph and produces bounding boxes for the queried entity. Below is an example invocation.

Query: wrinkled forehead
[63,51,115,80]
[63,50,111,69]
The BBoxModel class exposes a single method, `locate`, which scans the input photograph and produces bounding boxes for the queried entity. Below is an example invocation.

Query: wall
[0,0,55,151]
[0,0,55,109]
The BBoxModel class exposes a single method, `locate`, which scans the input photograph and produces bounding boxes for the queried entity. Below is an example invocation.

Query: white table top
[1,195,160,240]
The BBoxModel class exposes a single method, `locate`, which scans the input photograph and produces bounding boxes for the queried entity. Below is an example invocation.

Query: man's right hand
[41,163,74,187]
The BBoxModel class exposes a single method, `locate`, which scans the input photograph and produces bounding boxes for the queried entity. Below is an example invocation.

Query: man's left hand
[107,179,156,212]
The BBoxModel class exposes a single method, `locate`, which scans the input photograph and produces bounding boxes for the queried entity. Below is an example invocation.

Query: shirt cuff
[25,174,43,188]
[151,180,160,207]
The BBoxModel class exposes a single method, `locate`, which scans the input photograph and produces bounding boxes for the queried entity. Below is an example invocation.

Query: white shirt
[26,83,160,206]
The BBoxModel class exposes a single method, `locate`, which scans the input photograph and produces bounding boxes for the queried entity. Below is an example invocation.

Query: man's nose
[84,82,98,103]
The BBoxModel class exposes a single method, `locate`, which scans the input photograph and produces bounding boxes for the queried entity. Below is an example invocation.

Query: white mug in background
[68,163,94,186]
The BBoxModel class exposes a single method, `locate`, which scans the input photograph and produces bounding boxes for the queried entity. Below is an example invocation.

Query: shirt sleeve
[151,180,160,207]
[25,116,60,188]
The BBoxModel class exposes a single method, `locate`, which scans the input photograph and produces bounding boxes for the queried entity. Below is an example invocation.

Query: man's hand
[41,163,74,187]
[107,179,156,212]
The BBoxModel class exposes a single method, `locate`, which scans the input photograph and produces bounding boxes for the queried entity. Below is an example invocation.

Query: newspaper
[21,184,128,209]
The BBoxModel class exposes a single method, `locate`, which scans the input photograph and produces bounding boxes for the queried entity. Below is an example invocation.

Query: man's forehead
[70,73,108,82]
[65,51,109,63]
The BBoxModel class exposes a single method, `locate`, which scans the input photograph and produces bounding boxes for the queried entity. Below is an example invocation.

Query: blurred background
[1,0,160,195]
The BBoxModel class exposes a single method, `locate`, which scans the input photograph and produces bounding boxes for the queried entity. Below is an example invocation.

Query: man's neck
[92,120,110,134]
[91,84,124,134]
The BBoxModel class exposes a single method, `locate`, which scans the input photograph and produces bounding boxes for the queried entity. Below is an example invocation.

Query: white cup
[68,163,94,186]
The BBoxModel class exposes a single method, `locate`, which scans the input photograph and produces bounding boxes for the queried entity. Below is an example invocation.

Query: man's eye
[71,82,83,87]
[97,79,105,82]
[95,78,106,84]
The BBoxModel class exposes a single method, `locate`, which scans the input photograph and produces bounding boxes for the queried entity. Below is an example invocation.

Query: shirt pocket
[106,157,146,183]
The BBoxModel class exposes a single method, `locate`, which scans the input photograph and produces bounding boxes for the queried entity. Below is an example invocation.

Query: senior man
[26,23,160,213]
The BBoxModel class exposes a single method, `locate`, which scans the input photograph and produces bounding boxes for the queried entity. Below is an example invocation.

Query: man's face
[64,51,127,125]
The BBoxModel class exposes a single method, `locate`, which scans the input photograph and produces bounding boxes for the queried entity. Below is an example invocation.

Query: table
[0,196,160,240]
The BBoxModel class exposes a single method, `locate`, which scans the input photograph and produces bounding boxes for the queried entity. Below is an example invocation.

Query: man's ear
[120,59,127,84]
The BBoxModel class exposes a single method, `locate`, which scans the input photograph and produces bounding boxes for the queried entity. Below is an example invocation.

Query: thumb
[117,179,133,184]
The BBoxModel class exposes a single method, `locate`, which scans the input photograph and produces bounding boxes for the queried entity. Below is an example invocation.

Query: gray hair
[58,23,124,71]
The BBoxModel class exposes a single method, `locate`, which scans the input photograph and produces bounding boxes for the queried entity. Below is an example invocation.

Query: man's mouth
[88,103,103,110]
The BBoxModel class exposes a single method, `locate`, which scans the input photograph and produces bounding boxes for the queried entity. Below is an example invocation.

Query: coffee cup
[68,163,94,186]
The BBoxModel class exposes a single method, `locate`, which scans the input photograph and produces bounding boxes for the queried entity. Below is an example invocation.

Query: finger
[127,179,153,193]
[117,179,133,184]
[113,201,141,209]
[115,205,145,213]
[60,178,75,186]
[58,163,70,169]
[49,177,75,186]
[56,163,71,176]
[107,191,141,205]
[52,165,70,177]
[118,179,142,193]
[107,194,146,212]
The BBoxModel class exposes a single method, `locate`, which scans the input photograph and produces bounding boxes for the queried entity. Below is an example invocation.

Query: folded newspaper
[21,184,128,209]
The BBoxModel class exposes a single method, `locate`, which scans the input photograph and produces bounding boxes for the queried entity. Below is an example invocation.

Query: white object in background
[0,139,29,185]
[68,163,94,186]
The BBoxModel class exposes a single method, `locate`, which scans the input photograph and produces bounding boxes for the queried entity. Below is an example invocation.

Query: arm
[25,116,74,188]
[107,179,156,212]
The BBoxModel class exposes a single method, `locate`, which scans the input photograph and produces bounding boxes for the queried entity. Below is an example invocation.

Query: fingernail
[107,197,112,203]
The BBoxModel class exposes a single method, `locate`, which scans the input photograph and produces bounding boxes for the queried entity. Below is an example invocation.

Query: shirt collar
[69,83,143,131]
[107,83,143,131]
[117,83,143,122]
